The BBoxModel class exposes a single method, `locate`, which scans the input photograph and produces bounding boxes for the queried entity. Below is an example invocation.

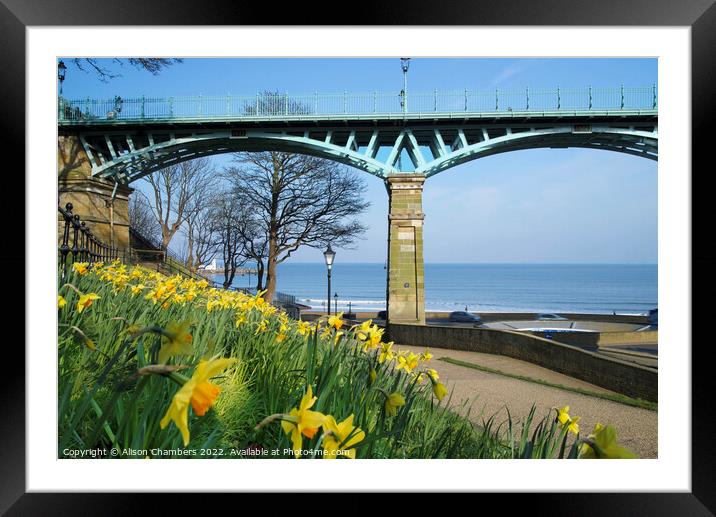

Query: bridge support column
[386,174,425,325]
[58,135,133,253]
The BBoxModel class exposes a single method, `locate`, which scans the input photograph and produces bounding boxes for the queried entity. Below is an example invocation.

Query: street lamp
[58,60,67,95]
[323,244,336,316]
[399,58,411,113]
[334,292,339,315]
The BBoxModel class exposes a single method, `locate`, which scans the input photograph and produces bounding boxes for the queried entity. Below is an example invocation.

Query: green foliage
[58,262,626,459]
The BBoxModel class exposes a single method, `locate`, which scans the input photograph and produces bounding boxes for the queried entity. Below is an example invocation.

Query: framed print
[3,0,714,512]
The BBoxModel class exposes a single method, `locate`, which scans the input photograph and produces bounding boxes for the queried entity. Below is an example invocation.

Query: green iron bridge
[58,86,658,323]
[59,86,657,183]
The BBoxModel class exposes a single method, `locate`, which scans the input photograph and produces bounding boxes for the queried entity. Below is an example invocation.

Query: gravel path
[399,344,658,458]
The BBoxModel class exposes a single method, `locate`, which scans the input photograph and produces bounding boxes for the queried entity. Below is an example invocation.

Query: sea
[216,263,657,315]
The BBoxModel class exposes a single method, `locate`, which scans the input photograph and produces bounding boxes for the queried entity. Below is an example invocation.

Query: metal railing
[128,227,211,282]
[58,203,120,275]
[58,85,658,124]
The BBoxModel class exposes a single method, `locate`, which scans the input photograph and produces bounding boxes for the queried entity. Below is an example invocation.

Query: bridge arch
[79,123,657,185]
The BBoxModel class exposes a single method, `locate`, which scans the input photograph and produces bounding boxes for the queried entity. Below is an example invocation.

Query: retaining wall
[388,323,657,402]
[528,330,658,349]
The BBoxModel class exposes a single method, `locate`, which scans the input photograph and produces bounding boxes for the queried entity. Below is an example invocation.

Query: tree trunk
[225,260,237,290]
[161,231,172,252]
[264,256,277,302]
[186,234,195,272]
[255,260,265,291]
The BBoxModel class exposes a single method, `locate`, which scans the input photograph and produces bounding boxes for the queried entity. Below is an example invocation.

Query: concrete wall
[528,329,658,348]
[388,323,657,401]
[434,312,650,325]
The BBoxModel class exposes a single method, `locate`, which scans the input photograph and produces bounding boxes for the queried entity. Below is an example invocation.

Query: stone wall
[388,323,657,401]
[386,175,425,324]
[58,134,133,250]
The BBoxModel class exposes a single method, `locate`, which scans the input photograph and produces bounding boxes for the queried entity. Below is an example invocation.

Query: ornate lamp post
[58,60,67,95]
[334,292,339,315]
[400,57,411,113]
[323,244,336,316]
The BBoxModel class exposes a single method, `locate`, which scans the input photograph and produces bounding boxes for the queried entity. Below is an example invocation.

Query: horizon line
[272,261,658,265]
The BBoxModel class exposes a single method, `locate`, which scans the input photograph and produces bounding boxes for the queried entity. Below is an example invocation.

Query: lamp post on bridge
[400,58,411,114]
[58,60,67,95]
[323,244,336,316]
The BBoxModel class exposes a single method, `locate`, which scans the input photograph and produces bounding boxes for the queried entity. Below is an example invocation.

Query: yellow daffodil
[158,320,193,364]
[280,385,327,458]
[235,313,247,327]
[328,312,344,330]
[355,320,373,340]
[276,332,287,343]
[72,262,89,275]
[76,292,100,313]
[160,357,236,446]
[556,406,581,435]
[384,392,405,417]
[378,342,395,363]
[296,320,312,336]
[333,331,344,346]
[368,327,384,347]
[322,414,365,459]
[255,319,268,334]
[130,284,145,296]
[58,295,67,309]
[426,368,439,381]
[432,382,448,402]
[396,352,420,373]
[421,349,433,362]
[580,423,637,459]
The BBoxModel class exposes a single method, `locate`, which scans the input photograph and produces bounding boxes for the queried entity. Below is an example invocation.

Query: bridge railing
[58,86,657,123]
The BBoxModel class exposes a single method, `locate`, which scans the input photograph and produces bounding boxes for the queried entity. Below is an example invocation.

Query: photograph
[56,56,658,461]
[0,0,710,506]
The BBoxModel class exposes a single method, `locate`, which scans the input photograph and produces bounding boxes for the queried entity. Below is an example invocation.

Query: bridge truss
[59,87,658,184]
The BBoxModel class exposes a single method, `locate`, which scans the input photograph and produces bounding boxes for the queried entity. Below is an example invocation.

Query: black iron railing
[128,226,213,283]
[58,203,300,314]
[58,203,120,273]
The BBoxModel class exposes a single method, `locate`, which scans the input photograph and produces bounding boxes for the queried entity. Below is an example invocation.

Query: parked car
[448,311,482,325]
[536,313,567,321]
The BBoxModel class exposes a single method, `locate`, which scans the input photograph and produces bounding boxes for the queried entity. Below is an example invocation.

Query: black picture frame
[3,0,713,513]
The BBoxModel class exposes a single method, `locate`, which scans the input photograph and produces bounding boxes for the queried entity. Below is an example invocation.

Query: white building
[198,258,219,271]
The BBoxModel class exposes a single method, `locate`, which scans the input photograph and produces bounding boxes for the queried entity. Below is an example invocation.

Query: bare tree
[128,192,161,243]
[70,58,182,82]
[225,152,369,302]
[183,192,220,273]
[243,90,313,117]
[232,194,269,291]
[210,192,248,289]
[143,158,216,252]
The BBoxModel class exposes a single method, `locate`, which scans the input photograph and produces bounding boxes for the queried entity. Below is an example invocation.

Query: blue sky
[61,58,657,264]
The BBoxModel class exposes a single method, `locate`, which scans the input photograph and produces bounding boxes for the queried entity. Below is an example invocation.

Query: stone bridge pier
[386,174,426,325]
[58,134,132,252]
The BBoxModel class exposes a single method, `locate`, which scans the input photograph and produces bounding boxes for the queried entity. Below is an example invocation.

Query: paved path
[398,344,658,459]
